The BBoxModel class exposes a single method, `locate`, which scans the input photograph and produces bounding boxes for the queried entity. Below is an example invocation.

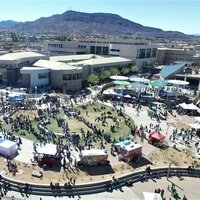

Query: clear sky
[0,0,199,35]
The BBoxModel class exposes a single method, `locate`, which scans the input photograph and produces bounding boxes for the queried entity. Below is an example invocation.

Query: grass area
[1,110,39,141]
[76,102,134,139]
[68,118,92,133]
[1,102,134,142]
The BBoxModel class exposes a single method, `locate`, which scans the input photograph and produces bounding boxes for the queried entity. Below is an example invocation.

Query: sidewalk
[2,177,200,200]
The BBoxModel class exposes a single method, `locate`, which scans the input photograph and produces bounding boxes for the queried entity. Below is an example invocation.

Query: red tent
[149,131,165,142]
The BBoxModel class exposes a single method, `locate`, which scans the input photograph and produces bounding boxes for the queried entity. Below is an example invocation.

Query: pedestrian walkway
[15,138,34,164]
[2,177,200,200]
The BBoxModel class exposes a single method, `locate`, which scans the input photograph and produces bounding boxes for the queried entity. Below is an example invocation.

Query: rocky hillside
[7,10,190,38]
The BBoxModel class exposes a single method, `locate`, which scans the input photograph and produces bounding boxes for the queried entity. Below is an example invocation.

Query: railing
[0,167,199,197]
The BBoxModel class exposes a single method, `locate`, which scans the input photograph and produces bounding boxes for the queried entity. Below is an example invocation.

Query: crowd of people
[0,87,199,199]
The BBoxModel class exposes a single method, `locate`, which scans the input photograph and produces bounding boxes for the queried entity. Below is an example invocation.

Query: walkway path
[2,177,200,200]
[15,138,34,164]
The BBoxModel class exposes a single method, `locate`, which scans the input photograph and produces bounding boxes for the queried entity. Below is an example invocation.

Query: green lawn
[76,102,134,139]
[1,102,134,142]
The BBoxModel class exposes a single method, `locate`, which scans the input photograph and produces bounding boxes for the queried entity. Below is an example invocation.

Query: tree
[121,67,130,75]
[87,74,99,85]
[101,70,111,80]
[130,65,138,73]
[110,67,119,75]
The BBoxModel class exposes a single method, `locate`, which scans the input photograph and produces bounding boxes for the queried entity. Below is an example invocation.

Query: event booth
[190,120,200,137]
[78,149,109,166]
[7,94,24,103]
[0,138,18,157]
[114,140,142,162]
[177,103,200,116]
[142,192,162,200]
[148,131,165,147]
[33,143,61,167]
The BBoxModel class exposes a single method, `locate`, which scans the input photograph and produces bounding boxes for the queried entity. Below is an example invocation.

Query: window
[110,49,120,52]
[63,74,72,81]
[146,49,152,58]
[103,47,109,55]
[138,49,146,59]
[152,48,157,58]
[96,46,102,55]
[90,46,95,54]
[38,73,48,79]
[73,74,77,80]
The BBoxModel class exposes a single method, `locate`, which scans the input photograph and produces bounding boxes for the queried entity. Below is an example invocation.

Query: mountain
[9,11,189,38]
[0,20,19,28]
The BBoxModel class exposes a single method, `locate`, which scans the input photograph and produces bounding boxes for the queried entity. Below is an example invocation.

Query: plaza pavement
[15,138,34,164]
[103,101,200,157]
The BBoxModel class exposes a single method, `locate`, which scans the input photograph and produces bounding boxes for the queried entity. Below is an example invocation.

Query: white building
[20,67,50,88]
[43,38,158,69]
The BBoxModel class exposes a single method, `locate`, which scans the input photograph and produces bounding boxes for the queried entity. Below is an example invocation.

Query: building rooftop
[50,54,102,62]
[81,149,107,157]
[0,51,46,61]
[73,56,133,66]
[20,67,50,71]
[176,73,200,80]
[160,62,189,79]
[33,59,82,71]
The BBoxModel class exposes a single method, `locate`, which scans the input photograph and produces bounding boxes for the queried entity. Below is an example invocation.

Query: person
[161,189,164,198]
[182,195,188,200]
[50,182,54,189]
[106,182,112,192]
[146,166,151,174]
[112,176,118,185]
[187,166,192,173]
[125,179,133,187]
[39,170,43,177]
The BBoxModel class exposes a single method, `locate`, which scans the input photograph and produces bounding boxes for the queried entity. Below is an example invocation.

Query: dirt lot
[0,147,199,185]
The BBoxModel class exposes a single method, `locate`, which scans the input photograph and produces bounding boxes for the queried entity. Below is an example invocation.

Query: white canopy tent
[36,143,57,156]
[179,103,200,111]
[110,75,129,81]
[0,139,18,157]
[179,103,188,109]
[129,76,150,83]
[187,103,200,110]
[167,80,189,86]
[142,192,162,200]
[190,121,200,130]
[102,90,116,95]
[195,117,200,122]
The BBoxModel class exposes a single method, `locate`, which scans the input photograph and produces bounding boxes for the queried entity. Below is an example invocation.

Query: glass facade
[63,73,82,81]
[38,73,48,79]
[103,47,109,55]
[90,46,95,54]
[137,48,157,59]
[96,46,102,55]
[48,44,63,48]
[152,48,157,58]
[139,49,146,59]
[146,49,152,58]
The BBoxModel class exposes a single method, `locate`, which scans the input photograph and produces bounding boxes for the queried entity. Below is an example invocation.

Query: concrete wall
[30,71,49,88]
[50,69,82,91]
[157,48,200,67]
[20,68,50,88]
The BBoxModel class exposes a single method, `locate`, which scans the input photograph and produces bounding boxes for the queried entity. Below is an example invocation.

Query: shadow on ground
[79,164,114,176]
[129,157,152,169]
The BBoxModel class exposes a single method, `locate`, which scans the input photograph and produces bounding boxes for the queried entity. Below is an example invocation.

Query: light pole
[35,86,37,98]
[167,163,172,180]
